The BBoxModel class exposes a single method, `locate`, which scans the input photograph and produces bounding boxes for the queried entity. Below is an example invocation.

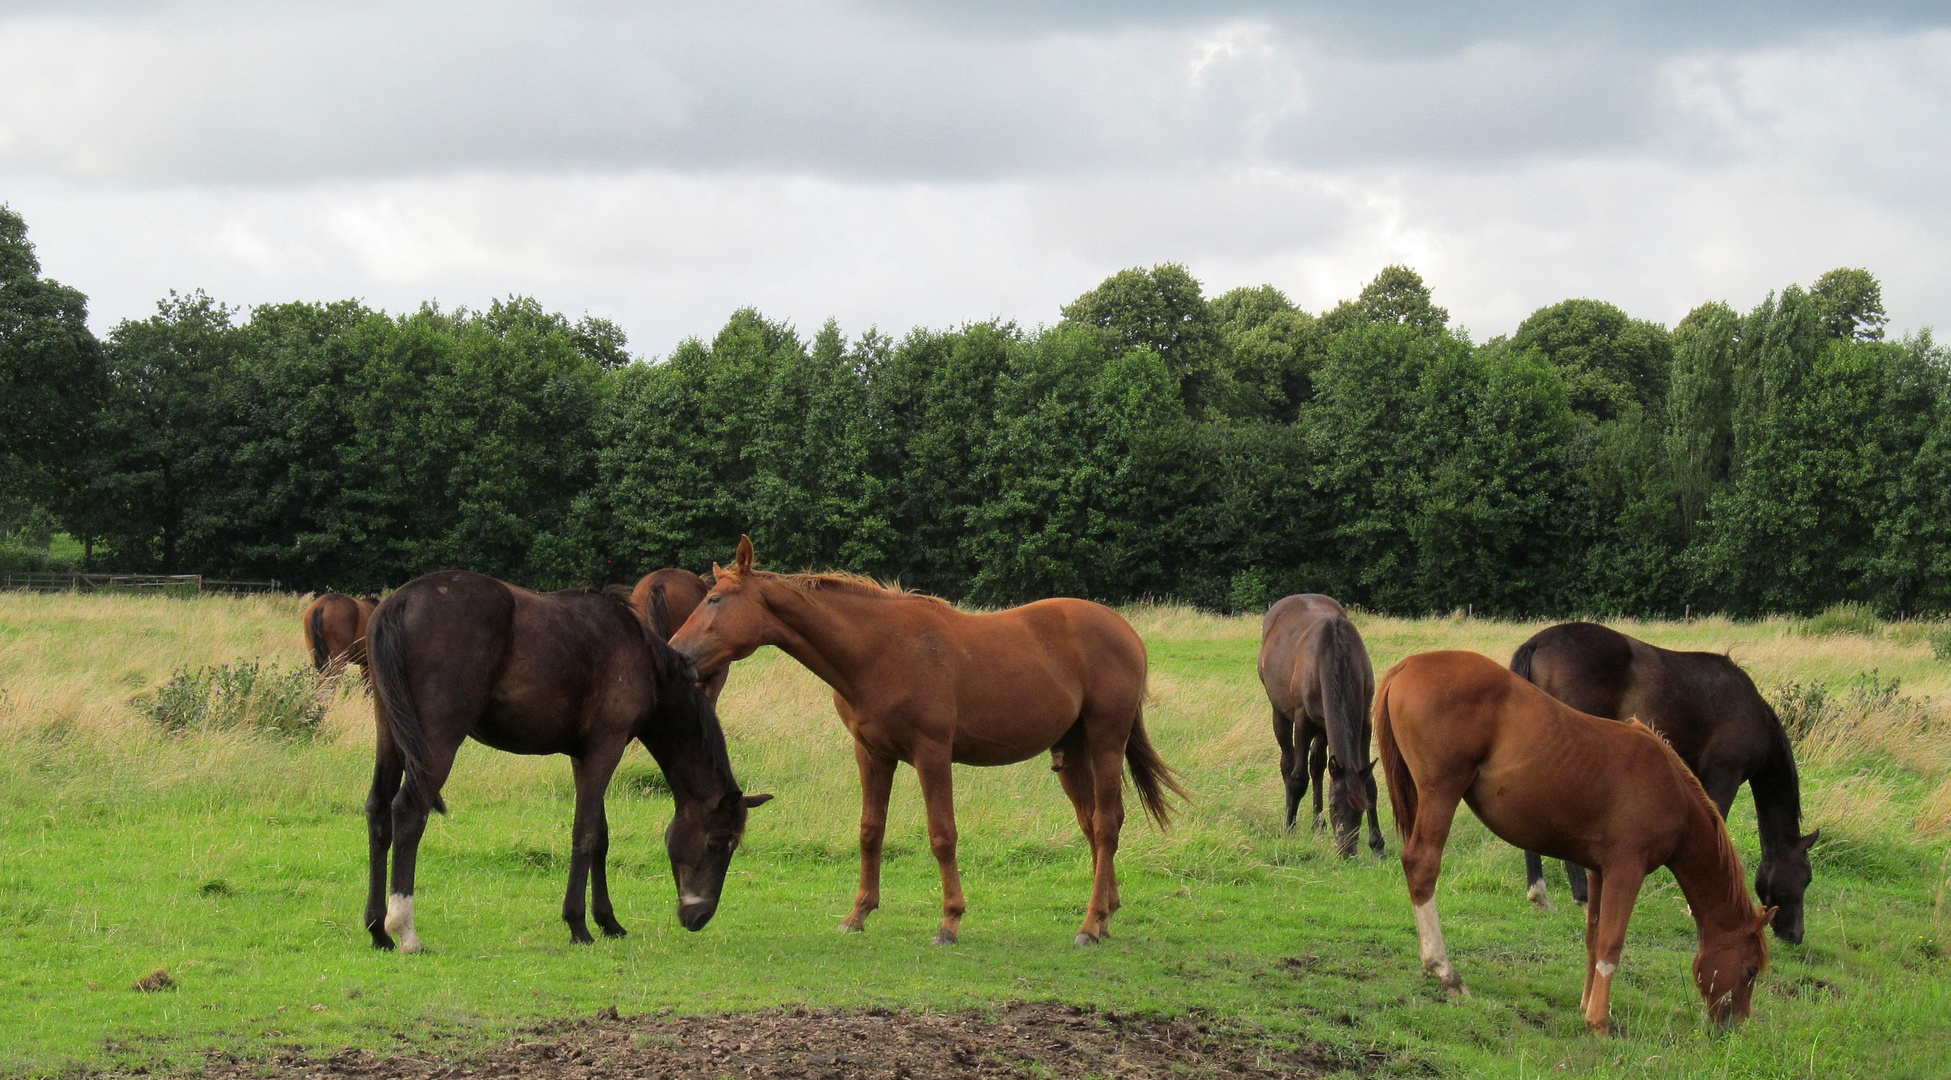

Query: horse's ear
[1754,907,1777,934]
[1360,757,1378,777]
[711,562,724,578]
[734,535,754,573]
[742,793,774,809]
[1800,829,1821,851]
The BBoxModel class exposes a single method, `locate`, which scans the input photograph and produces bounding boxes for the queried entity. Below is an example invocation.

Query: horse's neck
[1747,721,1805,856]
[1668,793,1758,939]
[759,580,896,702]
[645,684,737,802]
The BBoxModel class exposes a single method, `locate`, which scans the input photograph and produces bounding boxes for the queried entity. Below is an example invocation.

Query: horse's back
[631,568,712,639]
[1260,594,1362,718]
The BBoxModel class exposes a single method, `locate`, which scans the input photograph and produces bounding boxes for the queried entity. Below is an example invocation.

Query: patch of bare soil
[191,1003,1361,1079]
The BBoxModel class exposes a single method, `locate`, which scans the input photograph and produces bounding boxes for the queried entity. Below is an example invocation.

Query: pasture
[1,591,1948,1078]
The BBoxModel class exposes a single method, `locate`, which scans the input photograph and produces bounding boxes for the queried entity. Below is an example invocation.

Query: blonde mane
[1628,719,1757,918]
[756,569,952,607]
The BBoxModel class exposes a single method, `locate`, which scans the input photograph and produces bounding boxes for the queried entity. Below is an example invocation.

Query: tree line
[4,204,1947,616]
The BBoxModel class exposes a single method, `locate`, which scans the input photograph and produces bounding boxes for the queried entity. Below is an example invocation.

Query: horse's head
[665,788,773,931]
[1323,756,1375,858]
[1694,907,1773,1033]
[1754,829,1818,944]
[669,535,770,680]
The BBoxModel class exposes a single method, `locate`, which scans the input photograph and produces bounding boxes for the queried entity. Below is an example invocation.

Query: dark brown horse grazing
[1257,594,1382,855]
[670,537,1186,946]
[1375,651,1773,1035]
[631,568,727,702]
[303,592,378,677]
[364,570,770,952]
[1511,622,1817,943]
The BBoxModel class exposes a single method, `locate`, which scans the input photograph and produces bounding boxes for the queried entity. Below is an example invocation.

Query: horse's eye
[1744,966,1758,983]
[706,595,722,605]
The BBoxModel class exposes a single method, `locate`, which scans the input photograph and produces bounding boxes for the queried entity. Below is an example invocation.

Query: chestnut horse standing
[1257,594,1381,855]
[364,571,769,952]
[631,568,727,702]
[303,592,378,677]
[1511,621,1817,942]
[670,537,1186,946]
[1375,651,1772,1035]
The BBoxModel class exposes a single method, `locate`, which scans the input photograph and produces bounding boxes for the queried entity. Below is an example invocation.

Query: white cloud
[1,3,1946,349]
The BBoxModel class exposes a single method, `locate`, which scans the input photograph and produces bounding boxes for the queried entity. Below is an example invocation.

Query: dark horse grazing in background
[1376,651,1773,1035]
[364,571,770,952]
[672,537,1187,946]
[303,592,378,678]
[1257,594,1382,856]
[631,568,727,703]
[1511,622,1816,943]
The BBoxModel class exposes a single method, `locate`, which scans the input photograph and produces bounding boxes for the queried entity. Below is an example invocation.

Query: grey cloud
[3,0,1945,189]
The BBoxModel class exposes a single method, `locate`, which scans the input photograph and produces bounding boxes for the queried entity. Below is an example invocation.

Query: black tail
[1316,618,1373,811]
[1374,672,1417,841]
[1124,706,1191,830]
[1510,637,1539,683]
[367,598,445,815]
[308,605,332,672]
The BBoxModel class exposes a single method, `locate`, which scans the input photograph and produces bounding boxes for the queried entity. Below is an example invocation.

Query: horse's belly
[470,707,573,757]
[1465,770,1596,865]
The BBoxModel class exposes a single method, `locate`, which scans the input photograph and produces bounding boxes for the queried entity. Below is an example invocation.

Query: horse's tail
[1125,705,1190,831]
[1374,669,1417,840]
[367,598,445,815]
[1509,636,1540,683]
[307,603,332,672]
[1317,617,1372,811]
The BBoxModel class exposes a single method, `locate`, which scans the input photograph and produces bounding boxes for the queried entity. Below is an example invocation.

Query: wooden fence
[0,572,282,595]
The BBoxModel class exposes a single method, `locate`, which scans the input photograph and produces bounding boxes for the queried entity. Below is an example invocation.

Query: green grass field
[1,592,1948,1078]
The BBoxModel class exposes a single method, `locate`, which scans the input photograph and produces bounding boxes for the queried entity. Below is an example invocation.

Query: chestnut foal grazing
[1375,651,1772,1035]
[671,537,1187,946]
[303,592,378,678]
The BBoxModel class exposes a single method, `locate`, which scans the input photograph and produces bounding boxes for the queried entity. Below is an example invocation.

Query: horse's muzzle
[678,898,718,932]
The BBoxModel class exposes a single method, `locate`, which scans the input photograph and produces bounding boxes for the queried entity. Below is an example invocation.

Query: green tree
[1809,267,1888,343]
[1506,299,1671,420]
[1320,265,1448,335]
[1209,285,1325,421]
[0,205,104,526]
[1060,264,1218,416]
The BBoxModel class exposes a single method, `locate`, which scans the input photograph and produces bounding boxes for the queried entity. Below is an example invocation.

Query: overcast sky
[2,1,1946,355]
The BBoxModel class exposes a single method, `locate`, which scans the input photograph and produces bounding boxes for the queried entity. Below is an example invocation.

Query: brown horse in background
[631,568,727,702]
[631,568,712,639]
[671,537,1186,946]
[1512,622,1817,942]
[1257,594,1382,855]
[1375,650,1772,1035]
[303,592,377,678]
[364,571,769,952]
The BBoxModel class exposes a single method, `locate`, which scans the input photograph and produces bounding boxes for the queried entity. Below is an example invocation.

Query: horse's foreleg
[568,744,629,943]
[841,743,896,934]
[1583,865,1643,1036]
[1307,730,1328,832]
[1580,867,1605,1013]
[1525,850,1553,910]
[364,731,404,949]
[1566,861,1590,908]
[913,748,965,945]
[1272,710,1303,831]
[1401,785,1467,995]
[1364,771,1385,856]
[1076,745,1128,945]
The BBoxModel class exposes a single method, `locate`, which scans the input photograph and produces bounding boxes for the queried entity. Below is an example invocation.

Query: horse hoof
[602,925,628,939]
[370,937,396,952]
[837,921,864,934]
[931,929,958,946]
[1074,933,1099,947]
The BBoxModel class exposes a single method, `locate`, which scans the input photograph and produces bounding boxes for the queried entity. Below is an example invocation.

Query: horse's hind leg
[567,738,631,943]
[385,732,464,955]
[1272,710,1305,831]
[841,742,897,934]
[1565,861,1590,907]
[1401,783,1469,995]
[1073,741,1129,945]
[912,746,967,945]
[364,720,405,949]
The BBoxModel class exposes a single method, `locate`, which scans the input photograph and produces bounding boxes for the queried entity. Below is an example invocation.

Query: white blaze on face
[679,893,710,906]
[385,892,422,953]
